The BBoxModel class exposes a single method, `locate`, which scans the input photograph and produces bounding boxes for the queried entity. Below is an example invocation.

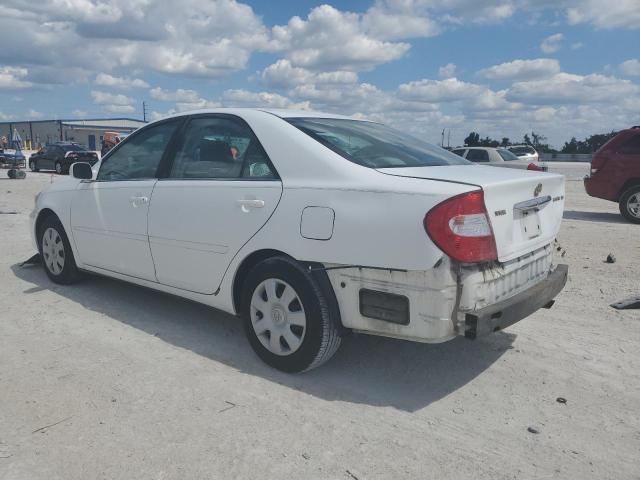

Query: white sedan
[452,146,548,171]
[30,109,568,372]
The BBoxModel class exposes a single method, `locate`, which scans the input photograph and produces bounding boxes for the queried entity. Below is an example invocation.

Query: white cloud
[260,59,358,88]
[540,33,563,54]
[91,90,134,106]
[95,73,149,89]
[438,63,457,79]
[620,59,640,76]
[0,66,32,89]
[103,104,136,114]
[570,42,584,50]
[28,109,44,119]
[222,89,311,110]
[478,58,560,80]
[506,73,640,104]
[567,0,640,29]
[397,77,486,102]
[270,4,411,71]
[149,87,201,103]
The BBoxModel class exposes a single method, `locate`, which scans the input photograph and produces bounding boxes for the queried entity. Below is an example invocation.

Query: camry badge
[534,183,542,197]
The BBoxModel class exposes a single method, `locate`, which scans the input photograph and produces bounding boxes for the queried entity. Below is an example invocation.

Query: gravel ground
[1,166,638,480]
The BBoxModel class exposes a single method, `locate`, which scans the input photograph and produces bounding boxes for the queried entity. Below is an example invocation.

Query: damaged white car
[30,109,568,372]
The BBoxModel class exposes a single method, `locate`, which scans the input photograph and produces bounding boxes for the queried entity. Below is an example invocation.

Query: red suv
[584,127,640,223]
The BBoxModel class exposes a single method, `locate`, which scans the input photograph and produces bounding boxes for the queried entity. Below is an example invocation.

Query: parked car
[584,126,640,223]
[0,148,26,168]
[452,147,547,171]
[29,143,98,174]
[509,144,539,162]
[31,109,568,372]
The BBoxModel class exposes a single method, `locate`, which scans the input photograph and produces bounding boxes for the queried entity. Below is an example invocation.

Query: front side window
[287,118,469,168]
[497,149,519,161]
[466,149,489,162]
[169,116,276,179]
[452,149,466,157]
[97,121,179,181]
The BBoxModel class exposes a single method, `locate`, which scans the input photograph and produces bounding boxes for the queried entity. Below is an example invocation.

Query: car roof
[509,144,535,148]
[153,107,357,123]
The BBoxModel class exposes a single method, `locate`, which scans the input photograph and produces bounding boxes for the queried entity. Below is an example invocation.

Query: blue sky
[0,0,639,147]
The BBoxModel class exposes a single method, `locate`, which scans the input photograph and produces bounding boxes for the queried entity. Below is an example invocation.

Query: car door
[39,146,54,170]
[147,114,283,294]
[70,119,182,281]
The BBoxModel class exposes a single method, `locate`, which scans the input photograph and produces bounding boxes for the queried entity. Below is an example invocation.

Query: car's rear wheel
[241,256,341,372]
[39,216,82,284]
[29,160,39,172]
[55,161,63,175]
[619,186,640,224]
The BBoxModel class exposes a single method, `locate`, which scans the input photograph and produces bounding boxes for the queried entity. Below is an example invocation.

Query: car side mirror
[71,162,93,180]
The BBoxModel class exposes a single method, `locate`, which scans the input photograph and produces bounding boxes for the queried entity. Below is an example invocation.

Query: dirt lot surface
[1,165,638,480]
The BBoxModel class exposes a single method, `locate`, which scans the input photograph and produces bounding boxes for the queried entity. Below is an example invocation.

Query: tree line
[462,130,619,154]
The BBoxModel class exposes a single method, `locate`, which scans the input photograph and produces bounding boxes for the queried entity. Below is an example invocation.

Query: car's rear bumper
[584,175,615,201]
[463,264,568,339]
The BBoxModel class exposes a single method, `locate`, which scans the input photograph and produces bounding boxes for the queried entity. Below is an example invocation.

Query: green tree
[501,137,510,147]
[464,132,480,146]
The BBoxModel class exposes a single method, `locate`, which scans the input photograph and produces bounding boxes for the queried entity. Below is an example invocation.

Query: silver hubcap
[250,278,306,356]
[55,163,62,173]
[42,227,65,275]
[627,193,640,218]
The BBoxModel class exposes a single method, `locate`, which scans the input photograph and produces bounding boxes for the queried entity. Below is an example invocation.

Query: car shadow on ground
[563,210,627,224]
[11,263,514,412]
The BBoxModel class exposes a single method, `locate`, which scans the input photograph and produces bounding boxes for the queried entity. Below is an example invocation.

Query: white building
[0,118,146,151]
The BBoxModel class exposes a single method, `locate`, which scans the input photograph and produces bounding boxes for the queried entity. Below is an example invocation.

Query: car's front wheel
[619,186,640,224]
[29,160,39,172]
[241,256,341,372]
[39,216,82,284]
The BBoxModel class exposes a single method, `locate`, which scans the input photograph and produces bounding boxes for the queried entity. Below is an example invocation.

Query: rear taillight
[424,190,498,263]
[527,163,543,171]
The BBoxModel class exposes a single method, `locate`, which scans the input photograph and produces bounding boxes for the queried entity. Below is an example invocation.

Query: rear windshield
[497,149,519,161]
[287,118,470,168]
[509,146,534,155]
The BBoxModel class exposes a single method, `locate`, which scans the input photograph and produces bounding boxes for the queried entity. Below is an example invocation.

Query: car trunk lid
[378,165,565,262]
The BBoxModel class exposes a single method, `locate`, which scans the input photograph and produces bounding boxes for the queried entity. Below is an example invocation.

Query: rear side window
[452,149,466,157]
[168,116,276,179]
[620,135,640,155]
[466,149,489,162]
[98,120,179,181]
[497,149,519,161]
[287,118,469,168]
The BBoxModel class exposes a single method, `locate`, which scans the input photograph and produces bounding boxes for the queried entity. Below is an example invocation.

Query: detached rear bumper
[464,264,568,339]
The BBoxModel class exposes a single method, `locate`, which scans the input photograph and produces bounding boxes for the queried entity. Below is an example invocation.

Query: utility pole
[447,129,451,148]
[142,101,147,122]
[441,128,445,147]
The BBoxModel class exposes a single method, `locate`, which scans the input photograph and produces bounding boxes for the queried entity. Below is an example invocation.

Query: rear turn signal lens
[424,190,498,263]
[527,163,543,171]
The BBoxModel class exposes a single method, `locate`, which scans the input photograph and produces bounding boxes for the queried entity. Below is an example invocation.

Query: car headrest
[199,140,233,163]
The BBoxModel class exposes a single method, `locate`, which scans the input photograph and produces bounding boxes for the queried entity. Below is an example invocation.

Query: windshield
[509,146,534,156]
[63,144,87,152]
[497,149,519,161]
[287,118,470,168]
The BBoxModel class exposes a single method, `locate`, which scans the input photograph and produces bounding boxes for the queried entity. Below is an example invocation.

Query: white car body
[30,108,567,370]
[452,146,547,171]
[508,144,540,163]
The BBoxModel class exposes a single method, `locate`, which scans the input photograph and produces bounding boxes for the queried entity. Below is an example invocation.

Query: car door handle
[237,199,265,212]
[130,195,149,208]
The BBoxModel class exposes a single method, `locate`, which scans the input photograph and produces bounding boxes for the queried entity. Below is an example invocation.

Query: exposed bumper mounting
[464,264,568,339]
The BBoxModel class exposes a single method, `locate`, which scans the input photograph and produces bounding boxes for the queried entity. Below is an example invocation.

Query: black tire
[241,256,341,373]
[55,161,64,175]
[29,160,39,172]
[38,215,82,284]
[618,186,640,224]
[7,169,16,179]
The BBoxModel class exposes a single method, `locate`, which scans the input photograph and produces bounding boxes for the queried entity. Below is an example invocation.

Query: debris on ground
[610,297,640,310]
[556,397,567,404]
[527,426,540,434]
[606,253,616,263]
